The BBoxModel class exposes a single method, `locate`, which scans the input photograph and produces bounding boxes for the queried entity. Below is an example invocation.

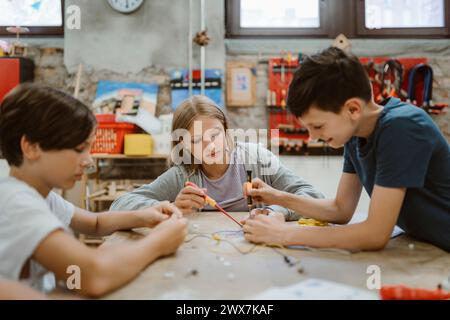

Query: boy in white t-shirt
[0,84,188,298]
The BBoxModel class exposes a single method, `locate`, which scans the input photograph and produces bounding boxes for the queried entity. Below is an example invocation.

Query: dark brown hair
[287,47,372,117]
[0,83,97,166]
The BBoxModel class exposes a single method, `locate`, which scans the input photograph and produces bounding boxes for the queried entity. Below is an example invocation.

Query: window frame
[226,0,450,38]
[226,0,331,38]
[0,0,65,37]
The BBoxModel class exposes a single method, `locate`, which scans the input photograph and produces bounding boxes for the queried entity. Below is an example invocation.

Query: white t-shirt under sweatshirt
[0,177,74,293]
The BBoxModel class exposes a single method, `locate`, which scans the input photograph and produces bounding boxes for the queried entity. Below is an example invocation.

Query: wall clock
[107,0,145,14]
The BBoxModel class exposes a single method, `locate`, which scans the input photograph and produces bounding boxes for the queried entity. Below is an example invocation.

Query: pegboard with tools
[266,54,299,109]
[266,54,343,155]
[267,55,447,156]
[361,57,448,115]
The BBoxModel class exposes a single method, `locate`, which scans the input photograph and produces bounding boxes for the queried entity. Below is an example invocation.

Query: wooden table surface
[100,212,450,300]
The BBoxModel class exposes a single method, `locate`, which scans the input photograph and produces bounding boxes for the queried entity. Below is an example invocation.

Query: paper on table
[251,278,379,300]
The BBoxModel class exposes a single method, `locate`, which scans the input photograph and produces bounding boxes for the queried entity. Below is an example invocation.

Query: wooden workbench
[100,212,450,300]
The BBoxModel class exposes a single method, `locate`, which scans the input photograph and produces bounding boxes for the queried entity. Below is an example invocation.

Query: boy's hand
[243,178,285,206]
[136,201,183,228]
[174,184,207,214]
[243,214,288,245]
[151,215,188,257]
[241,208,285,225]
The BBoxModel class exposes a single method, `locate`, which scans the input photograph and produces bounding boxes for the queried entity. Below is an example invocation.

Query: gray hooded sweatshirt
[110,142,324,221]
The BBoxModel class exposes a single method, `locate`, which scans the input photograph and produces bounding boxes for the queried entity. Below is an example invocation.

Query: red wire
[186,182,243,228]
[214,203,243,228]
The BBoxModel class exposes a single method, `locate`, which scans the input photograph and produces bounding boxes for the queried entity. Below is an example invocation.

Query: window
[240,0,320,28]
[226,0,330,37]
[226,0,450,38]
[365,0,445,28]
[0,0,64,36]
[356,0,450,37]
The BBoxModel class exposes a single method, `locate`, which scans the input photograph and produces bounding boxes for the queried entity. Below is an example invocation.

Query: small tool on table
[185,182,243,228]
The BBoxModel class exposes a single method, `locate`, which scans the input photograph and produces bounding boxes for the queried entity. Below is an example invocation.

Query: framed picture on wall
[226,61,256,107]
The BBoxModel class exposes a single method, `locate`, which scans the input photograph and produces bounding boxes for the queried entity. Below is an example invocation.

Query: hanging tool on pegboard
[407,64,448,115]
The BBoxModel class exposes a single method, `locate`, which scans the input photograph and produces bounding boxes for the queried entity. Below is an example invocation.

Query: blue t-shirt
[344,98,450,251]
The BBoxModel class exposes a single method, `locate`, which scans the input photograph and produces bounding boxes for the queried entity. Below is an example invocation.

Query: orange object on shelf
[380,285,450,300]
[91,114,137,154]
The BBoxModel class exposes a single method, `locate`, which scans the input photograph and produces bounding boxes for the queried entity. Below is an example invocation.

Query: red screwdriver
[185,182,243,227]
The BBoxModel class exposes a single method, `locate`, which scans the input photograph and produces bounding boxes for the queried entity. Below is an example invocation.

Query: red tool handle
[380,285,450,300]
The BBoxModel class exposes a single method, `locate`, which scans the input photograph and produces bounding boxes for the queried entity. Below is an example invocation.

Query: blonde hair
[171,95,233,175]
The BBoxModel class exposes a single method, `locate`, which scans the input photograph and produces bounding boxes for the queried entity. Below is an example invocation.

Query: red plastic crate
[91,114,137,154]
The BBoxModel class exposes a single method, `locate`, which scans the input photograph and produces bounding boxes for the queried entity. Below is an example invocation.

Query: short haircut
[0,83,97,166]
[287,47,372,117]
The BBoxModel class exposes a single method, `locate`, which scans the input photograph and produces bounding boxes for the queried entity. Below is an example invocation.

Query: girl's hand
[243,178,285,206]
[174,184,207,214]
[137,201,183,228]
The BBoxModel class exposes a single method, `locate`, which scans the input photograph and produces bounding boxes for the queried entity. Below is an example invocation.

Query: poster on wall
[226,61,256,107]
[170,69,223,110]
[93,80,159,116]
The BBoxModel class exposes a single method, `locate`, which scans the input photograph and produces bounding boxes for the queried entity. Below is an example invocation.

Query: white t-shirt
[0,177,74,293]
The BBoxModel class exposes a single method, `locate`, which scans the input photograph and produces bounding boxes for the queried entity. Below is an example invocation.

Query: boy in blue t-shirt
[243,47,450,252]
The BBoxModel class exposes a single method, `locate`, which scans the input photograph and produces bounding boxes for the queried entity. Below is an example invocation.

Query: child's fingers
[176,199,195,212]
[179,193,205,207]
[157,213,170,221]
[188,194,206,208]
[254,214,270,222]
[243,221,257,235]
[250,208,270,216]
[247,188,263,197]
[251,178,265,188]
[182,186,206,197]
[171,216,188,225]
[179,197,204,211]
[242,182,252,198]
[159,201,183,218]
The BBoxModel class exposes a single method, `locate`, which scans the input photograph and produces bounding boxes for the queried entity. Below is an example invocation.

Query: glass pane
[0,0,62,27]
[365,0,445,29]
[240,0,320,28]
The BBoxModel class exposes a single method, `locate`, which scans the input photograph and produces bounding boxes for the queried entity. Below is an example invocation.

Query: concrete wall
[64,0,225,73]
